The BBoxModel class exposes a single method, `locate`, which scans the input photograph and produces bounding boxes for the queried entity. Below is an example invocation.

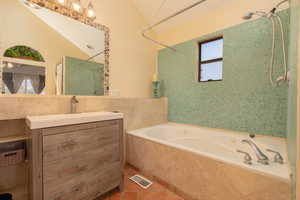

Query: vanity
[26,112,124,200]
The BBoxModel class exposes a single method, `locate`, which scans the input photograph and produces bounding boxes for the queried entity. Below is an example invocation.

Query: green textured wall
[287,3,299,200]
[159,10,289,138]
[65,56,104,96]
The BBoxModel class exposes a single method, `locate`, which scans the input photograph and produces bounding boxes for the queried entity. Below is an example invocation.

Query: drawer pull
[72,183,84,193]
[60,140,77,151]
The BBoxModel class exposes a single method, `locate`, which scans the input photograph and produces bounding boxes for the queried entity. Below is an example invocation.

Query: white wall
[90,0,157,97]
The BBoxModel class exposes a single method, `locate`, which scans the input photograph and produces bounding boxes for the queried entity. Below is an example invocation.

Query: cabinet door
[42,121,121,200]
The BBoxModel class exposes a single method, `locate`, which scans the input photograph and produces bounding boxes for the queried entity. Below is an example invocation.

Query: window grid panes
[199,37,223,82]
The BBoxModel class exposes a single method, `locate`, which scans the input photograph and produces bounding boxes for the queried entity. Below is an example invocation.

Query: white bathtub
[128,123,290,181]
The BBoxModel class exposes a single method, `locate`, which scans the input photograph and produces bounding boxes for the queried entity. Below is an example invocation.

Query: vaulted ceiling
[130,0,289,33]
[130,0,235,32]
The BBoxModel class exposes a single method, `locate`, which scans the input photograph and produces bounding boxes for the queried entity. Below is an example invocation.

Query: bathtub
[127,123,291,200]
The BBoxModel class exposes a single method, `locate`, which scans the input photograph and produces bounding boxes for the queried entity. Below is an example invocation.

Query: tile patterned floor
[99,165,185,200]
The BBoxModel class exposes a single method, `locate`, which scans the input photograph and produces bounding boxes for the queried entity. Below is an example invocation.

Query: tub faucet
[70,96,79,113]
[237,150,252,165]
[266,149,284,164]
[242,139,269,165]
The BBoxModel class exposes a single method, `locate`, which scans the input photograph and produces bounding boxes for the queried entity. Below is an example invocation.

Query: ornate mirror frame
[27,0,110,95]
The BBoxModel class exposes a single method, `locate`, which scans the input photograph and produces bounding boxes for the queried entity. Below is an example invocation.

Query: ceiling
[130,0,289,33]
[130,0,236,32]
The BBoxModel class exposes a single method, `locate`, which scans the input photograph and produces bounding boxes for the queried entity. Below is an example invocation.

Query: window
[3,79,35,94]
[198,37,223,82]
[4,45,45,62]
[18,79,36,94]
[1,62,46,95]
[1,45,46,95]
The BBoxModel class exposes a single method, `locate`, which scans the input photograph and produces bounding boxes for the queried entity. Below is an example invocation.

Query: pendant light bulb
[72,0,82,12]
[57,0,65,5]
[87,2,96,19]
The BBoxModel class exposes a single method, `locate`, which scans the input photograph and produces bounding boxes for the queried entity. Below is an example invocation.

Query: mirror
[0,0,110,96]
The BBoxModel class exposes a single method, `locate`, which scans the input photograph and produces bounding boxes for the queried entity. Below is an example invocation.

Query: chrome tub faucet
[266,149,284,164]
[70,96,79,113]
[242,139,269,165]
[237,150,252,165]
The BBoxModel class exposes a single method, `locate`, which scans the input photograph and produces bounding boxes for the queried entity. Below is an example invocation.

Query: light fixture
[57,0,65,5]
[71,0,82,12]
[24,0,41,9]
[86,2,96,19]
[6,63,14,69]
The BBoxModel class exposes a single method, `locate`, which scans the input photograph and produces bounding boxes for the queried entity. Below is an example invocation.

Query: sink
[26,112,124,129]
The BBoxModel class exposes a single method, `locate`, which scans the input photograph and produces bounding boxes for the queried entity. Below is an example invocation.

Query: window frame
[198,36,224,82]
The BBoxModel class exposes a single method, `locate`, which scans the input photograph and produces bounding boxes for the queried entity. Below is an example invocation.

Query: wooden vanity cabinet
[27,119,124,200]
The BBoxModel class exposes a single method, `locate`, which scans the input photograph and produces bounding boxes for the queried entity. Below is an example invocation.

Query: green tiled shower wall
[65,56,104,96]
[287,1,299,199]
[158,10,290,138]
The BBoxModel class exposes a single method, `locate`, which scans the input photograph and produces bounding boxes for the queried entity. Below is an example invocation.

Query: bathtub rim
[127,122,291,184]
[168,122,287,142]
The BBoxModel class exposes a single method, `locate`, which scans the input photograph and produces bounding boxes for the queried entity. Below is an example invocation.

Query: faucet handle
[266,149,284,164]
[237,150,252,165]
[71,96,79,103]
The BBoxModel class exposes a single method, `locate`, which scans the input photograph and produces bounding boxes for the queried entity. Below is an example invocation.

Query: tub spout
[70,96,79,114]
[241,139,269,165]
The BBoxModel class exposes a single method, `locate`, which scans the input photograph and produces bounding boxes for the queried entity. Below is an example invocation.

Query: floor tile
[138,191,168,200]
[99,165,185,200]
[123,192,138,200]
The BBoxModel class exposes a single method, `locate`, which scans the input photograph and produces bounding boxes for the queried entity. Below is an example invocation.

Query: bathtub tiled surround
[126,125,291,200]
[286,1,300,198]
[158,10,289,138]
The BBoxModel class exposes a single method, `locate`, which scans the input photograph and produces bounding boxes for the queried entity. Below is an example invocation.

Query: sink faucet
[242,139,269,165]
[70,96,79,113]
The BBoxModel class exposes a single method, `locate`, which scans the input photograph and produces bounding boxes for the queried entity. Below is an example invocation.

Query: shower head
[242,11,268,20]
[242,12,254,20]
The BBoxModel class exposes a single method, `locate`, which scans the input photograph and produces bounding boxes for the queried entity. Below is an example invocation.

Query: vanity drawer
[43,143,120,184]
[42,124,120,163]
[43,161,121,200]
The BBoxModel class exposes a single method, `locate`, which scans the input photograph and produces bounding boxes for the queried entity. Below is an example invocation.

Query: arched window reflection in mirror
[1,45,46,95]
[4,45,45,62]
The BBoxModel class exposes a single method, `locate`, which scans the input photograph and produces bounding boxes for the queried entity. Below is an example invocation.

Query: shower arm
[141,0,208,51]
[87,49,109,61]
[275,0,289,9]
[270,0,289,13]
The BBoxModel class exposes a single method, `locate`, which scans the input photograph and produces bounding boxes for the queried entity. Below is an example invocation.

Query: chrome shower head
[242,12,254,20]
[242,11,269,20]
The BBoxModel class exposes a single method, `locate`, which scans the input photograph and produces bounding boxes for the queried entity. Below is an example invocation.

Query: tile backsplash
[0,96,168,136]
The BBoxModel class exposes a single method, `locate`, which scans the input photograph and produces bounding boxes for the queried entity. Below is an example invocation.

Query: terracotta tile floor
[99,165,185,200]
